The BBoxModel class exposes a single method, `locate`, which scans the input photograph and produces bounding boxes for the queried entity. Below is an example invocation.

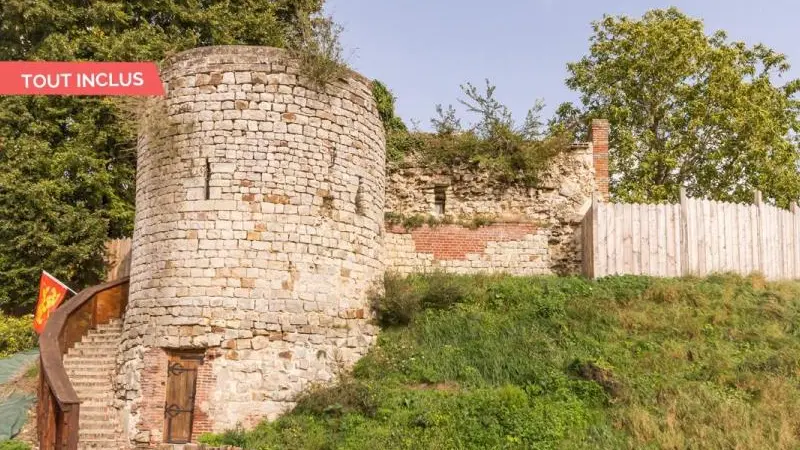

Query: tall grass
[203,272,800,449]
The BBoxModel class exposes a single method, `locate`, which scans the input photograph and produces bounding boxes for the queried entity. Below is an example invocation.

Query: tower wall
[118,46,385,445]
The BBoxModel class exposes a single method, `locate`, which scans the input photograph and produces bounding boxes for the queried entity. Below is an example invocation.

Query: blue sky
[324,0,800,130]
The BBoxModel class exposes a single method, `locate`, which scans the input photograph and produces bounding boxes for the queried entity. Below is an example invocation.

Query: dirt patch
[572,360,624,399]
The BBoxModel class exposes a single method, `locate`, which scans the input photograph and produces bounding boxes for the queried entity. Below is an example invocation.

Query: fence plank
[105,238,132,281]
[750,205,759,275]
[732,203,740,275]
[640,204,650,277]
[680,190,689,276]
[594,202,608,277]
[711,201,719,273]
[623,203,633,274]
[632,204,641,275]
[739,204,750,275]
[583,192,800,281]
[697,199,706,275]
[794,204,800,279]
[649,204,659,275]
[674,204,682,276]
[606,202,615,276]
[663,205,675,277]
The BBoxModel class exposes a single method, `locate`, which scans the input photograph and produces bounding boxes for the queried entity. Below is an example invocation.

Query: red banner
[32,272,69,334]
[0,62,164,96]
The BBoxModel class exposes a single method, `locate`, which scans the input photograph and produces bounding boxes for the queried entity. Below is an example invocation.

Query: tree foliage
[0,0,325,313]
[563,8,800,205]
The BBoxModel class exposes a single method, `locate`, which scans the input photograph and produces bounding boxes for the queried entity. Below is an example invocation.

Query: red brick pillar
[589,119,610,200]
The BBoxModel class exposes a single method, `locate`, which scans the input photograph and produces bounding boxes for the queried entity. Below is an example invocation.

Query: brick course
[590,119,610,201]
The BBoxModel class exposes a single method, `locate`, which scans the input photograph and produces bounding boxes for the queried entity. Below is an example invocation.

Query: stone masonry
[384,139,605,275]
[118,46,385,446]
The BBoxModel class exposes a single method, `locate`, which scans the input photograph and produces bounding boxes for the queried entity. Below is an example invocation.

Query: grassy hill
[201,273,800,449]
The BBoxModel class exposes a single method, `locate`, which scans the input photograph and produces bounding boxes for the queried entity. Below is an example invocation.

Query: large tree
[0,0,325,313]
[563,8,800,206]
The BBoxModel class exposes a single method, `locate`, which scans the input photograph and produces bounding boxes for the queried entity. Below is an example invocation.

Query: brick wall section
[191,352,216,441]
[386,223,552,275]
[118,46,384,446]
[590,119,610,201]
[135,349,168,446]
[394,223,536,260]
[132,348,215,447]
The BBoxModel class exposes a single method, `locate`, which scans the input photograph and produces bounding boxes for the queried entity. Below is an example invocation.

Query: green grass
[201,273,800,449]
[0,440,31,450]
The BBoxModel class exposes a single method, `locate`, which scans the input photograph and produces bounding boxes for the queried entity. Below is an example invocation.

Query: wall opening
[204,159,211,200]
[433,185,447,216]
[355,176,364,216]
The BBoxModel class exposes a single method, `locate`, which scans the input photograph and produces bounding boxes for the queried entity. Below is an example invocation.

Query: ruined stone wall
[119,46,385,446]
[384,144,596,275]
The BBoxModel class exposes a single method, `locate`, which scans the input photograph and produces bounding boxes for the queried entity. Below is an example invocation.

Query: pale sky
[324,0,800,130]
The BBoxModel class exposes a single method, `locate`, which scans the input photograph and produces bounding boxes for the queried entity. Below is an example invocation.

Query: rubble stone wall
[118,46,385,446]
[384,145,596,275]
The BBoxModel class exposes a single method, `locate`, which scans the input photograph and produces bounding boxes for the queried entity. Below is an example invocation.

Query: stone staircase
[62,320,125,449]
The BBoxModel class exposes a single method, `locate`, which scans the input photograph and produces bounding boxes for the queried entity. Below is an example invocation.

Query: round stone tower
[117,46,385,446]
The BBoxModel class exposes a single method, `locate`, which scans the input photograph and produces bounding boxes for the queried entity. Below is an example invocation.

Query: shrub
[371,273,423,326]
[288,14,348,88]
[293,375,377,418]
[198,425,247,447]
[420,272,467,310]
[379,80,569,186]
[0,313,36,358]
[372,272,469,326]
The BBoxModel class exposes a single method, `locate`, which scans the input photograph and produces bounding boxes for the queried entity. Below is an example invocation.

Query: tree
[563,8,800,206]
[0,0,326,313]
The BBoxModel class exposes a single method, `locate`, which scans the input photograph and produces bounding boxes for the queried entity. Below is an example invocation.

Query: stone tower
[117,46,385,446]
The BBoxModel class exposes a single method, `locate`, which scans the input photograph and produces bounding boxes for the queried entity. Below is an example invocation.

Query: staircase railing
[37,277,129,450]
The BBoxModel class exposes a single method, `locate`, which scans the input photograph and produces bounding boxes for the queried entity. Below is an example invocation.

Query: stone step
[72,380,113,388]
[75,390,114,399]
[79,433,119,441]
[80,420,121,429]
[64,360,116,368]
[80,406,117,415]
[63,322,124,447]
[79,336,121,344]
[67,348,118,357]
[66,368,115,377]
[86,328,122,336]
[78,443,123,450]
[73,341,119,349]
[90,323,122,330]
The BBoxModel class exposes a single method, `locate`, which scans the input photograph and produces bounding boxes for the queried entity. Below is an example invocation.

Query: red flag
[33,271,70,334]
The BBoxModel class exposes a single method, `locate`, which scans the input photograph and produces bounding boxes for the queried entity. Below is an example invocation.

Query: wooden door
[164,352,203,443]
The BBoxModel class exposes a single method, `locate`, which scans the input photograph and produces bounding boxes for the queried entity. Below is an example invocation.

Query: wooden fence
[583,190,800,280]
[105,238,131,281]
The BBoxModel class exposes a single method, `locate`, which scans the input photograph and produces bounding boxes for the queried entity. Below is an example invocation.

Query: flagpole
[42,270,78,295]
